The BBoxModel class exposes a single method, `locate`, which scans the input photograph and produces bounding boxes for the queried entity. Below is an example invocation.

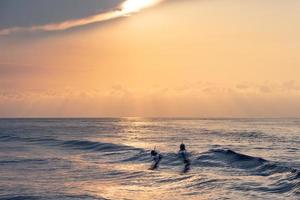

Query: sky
[0,0,300,117]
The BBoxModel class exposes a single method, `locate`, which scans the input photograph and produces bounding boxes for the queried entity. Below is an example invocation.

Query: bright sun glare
[121,0,160,13]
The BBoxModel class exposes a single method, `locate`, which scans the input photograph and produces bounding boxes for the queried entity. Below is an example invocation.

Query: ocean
[0,118,299,200]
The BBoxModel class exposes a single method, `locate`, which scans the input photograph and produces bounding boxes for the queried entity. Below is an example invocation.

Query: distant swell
[61,140,142,152]
[0,158,48,165]
[0,194,108,200]
[0,133,142,154]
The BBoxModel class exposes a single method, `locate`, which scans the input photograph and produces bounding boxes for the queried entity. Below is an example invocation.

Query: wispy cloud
[0,10,122,36]
[0,0,163,36]
[1,82,300,117]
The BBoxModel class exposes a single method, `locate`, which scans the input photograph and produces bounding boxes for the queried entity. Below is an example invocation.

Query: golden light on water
[121,0,161,13]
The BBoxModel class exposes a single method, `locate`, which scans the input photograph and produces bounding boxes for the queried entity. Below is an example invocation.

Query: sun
[121,0,160,13]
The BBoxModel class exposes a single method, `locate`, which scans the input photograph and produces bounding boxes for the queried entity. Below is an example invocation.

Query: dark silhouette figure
[149,149,162,170]
[178,143,191,173]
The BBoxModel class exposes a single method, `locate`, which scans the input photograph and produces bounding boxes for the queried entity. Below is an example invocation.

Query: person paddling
[149,148,162,170]
[178,143,191,172]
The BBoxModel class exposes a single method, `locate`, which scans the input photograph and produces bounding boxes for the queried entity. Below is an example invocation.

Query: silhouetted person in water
[178,143,191,172]
[149,149,162,170]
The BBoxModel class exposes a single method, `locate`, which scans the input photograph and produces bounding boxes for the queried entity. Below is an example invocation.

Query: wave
[0,194,108,200]
[194,149,300,195]
[61,140,141,153]
[1,133,298,176]
[0,134,19,142]
[0,158,48,165]
[119,147,300,194]
[196,149,267,169]
[0,196,40,200]
[195,149,299,176]
[0,134,58,144]
[1,131,299,196]
[0,133,142,152]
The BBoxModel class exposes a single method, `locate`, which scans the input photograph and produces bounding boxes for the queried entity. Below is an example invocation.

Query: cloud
[0,0,163,36]
[1,79,300,117]
[0,11,122,36]
[0,0,122,28]
[1,84,300,117]
[281,80,300,91]
[236,83,250,90]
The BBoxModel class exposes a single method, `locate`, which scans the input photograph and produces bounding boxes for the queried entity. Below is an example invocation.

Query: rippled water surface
[0,118,300,200]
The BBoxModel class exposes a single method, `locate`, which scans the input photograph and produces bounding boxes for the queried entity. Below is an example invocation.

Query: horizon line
[0,117,299,120]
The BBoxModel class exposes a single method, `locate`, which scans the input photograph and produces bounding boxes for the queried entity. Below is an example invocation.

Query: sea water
[0,118,299,200]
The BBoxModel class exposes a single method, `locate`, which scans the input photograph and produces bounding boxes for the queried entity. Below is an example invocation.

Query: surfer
[149,149,162,170]
[178,143,191,172]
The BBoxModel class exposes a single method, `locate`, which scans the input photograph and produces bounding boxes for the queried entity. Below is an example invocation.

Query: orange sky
[0,0,300,117]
